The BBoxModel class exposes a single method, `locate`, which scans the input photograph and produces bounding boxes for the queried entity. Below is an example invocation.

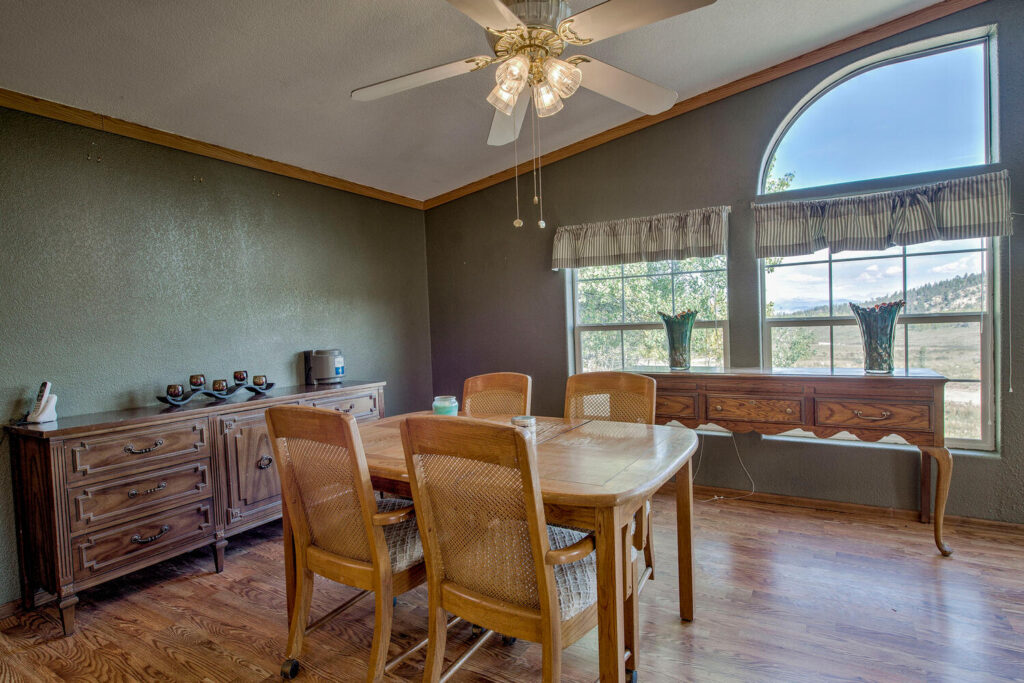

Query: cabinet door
[218,409,283,530]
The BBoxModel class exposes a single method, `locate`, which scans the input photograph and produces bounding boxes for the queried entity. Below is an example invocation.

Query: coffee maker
[303,349,345,385]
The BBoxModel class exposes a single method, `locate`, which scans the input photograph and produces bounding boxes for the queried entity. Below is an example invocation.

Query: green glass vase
[659,310,698,371]
[850,300,905,374]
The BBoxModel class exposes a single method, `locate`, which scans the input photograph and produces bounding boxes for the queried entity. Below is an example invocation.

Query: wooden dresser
[5,380,385,634]
[635,367,952,556]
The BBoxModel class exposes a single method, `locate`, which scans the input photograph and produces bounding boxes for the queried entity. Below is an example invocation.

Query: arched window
[761,31,994,194]
[759,30,998,449]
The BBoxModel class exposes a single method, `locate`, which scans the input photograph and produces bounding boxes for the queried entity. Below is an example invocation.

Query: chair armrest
[545,534,596,565]
[372,506,414,526]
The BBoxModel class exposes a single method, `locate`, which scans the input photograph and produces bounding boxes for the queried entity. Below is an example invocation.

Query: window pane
[672,255,727,272]
[906,238,985,254]
[580,330,622,372]
[908,321,981,380]
[832,246,902,260]
[623,329,667,368]
[765,249,829,266]
[765,43,987,191]
[765,263,829,317]
[906,251,985,313]
[945,381,982,442]
[770,326,831,369]
[623,275,672,323]
[831,257,903,316]
[832,323,906,371]
[577,265,621,280]
[623,261,671,276]
[577,279,622,324]
[674,271,728,320]
[692,327,726,368]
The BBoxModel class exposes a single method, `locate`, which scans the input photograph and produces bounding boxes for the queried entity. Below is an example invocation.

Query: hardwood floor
[2,490,1023,682]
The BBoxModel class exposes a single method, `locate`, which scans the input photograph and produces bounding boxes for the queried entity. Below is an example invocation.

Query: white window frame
[571,263,730,373]
[758,241,995,451]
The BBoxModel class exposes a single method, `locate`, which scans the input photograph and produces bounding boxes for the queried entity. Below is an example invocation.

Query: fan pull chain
[531,102,539,207]
[537,111,545,229]
[512,110,522,228]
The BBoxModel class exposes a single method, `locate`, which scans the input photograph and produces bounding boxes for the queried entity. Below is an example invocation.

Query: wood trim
[0,597,21,620]
[0,88,424,210]
[422,0,991,209]
[686,484,1024,534]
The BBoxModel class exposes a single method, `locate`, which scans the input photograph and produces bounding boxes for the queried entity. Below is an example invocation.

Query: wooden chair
[565,371,657,582]
[266,405,429,681]
[401,415,639,682]
[462,372,532,416]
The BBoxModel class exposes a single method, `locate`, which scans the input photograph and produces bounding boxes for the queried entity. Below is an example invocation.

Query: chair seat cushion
[547,525,598,621]
[378,497,424,573]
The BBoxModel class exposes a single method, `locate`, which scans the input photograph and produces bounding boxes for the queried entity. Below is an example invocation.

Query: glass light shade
[542,57,582,98]
[487,82,520,115]
[533,82,563,117]
[496,54,530,86]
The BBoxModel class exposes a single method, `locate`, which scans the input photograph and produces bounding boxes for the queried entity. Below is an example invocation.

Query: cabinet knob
[714,405,722,411]
[786,408,793,414]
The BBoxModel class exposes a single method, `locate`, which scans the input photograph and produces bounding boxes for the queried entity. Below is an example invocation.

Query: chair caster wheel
[626,668,637,682]
[470,624,485,637]
[281,659,300,679]
[500,635,517,646]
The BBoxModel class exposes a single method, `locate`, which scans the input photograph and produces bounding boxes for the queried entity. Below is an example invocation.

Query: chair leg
[422,599,448,683]
[644,497,655,580]
[367,589,394,683]
[623,523,639,674]
[541,642,562,683]
[285,566,314,661]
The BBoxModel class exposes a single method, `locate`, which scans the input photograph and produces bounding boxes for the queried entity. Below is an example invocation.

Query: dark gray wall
[0,108,433,604]
[425,1,1024,523]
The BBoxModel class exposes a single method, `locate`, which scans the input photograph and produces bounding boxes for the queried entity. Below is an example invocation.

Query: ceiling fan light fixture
[496,54,530,87]
[533,82,563,117]
[487,82,521,115]
[542,57,582,98]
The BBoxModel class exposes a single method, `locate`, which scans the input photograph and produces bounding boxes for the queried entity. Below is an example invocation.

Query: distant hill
[772,272,983,317]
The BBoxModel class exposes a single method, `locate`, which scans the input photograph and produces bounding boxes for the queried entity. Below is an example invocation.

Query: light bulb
[533,82,563,117]
[543,57,582,98]
[496,54,530,87]
[487,82,520,115]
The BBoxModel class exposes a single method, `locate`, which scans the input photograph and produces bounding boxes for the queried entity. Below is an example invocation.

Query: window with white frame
[573,257,729,372]
[759,31,997,449]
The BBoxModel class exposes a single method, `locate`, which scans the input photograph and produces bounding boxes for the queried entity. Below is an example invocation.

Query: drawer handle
[128,481,167,498]
[714,405,723,411]
[124,439,164,455]
[853,409,891,421]
[785,408,794,415]
[256,455,274,470]
[131,525,170,544]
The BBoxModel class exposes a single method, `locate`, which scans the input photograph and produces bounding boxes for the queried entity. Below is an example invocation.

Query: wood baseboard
[0,597,22,620]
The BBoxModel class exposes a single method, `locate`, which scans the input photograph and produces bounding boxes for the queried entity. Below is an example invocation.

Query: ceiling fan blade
[559,0,715,45]
[352,55,492,101]
[576,58,678,115]
[487,91,532,146]
[446,0,524,31]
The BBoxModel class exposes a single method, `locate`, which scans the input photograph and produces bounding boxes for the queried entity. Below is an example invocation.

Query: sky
[764,43,989,312]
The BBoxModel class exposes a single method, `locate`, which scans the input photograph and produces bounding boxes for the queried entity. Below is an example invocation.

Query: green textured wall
[425,1,1024,523]
[0,108,433,604]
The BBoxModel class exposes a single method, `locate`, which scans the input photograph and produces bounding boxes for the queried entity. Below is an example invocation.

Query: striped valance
[551,206,730,270]
[753,170,1012,258]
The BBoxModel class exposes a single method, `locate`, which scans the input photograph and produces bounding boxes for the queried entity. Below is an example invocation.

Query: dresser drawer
[66,420,208,482]
[815,400,931,431]
[656,393,698,419]
[302,392,379,421]
[68,460,212,533]
[72,500,214,581]
[706,395,802,424]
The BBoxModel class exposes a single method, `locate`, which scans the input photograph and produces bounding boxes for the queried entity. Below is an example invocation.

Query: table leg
[596,506,625,683]
[921,446,953,556]
[677,459,694,621]
[283,504,296,624]
[919,450,932,524]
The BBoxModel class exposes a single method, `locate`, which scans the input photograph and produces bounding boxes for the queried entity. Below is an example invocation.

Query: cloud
[931,255,977,274]
[784,272,826,283]
[885,265,901,275]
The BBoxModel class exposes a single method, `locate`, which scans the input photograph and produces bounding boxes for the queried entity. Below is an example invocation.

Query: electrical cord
[696,433,757,503]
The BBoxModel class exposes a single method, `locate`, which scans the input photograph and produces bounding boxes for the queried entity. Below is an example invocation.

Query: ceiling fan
[352,0,716,146]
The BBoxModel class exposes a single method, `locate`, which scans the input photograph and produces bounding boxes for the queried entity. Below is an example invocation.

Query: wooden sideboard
[635,367,952,556]
[5,380,385,634]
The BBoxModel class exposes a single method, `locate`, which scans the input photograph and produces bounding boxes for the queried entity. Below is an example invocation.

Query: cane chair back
[463,372,532,417]
[564,371,656,425]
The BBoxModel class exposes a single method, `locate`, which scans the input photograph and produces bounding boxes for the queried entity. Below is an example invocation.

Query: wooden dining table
[282,411,699,683]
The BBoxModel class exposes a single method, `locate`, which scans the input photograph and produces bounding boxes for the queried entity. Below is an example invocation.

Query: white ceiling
[0,0,941,201]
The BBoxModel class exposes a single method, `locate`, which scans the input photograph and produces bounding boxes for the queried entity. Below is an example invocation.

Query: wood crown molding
[0,0,988,213]
[0,88,425,210]
[422,0,991,210]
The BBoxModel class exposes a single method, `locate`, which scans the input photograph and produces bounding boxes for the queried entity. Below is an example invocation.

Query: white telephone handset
[27,381,58,423]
